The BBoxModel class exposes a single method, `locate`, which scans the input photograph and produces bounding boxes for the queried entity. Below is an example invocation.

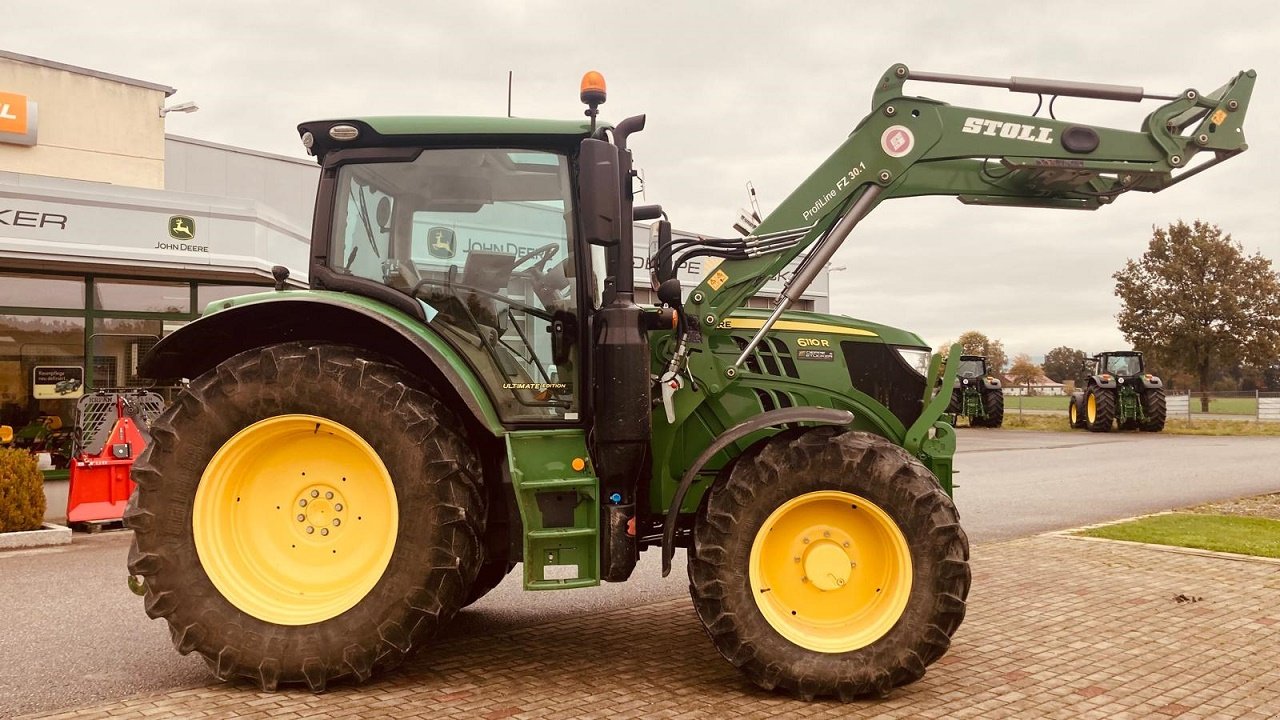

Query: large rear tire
[1140,387,1167,432]
[126,343,485,691]
[1086,386,1115,433]
[688,429,970,700]
[982,389,1004,428]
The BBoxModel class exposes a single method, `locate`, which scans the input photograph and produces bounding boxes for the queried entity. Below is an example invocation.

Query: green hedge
[0,448,46,532]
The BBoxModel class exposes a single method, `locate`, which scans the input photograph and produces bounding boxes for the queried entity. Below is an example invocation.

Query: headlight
[896,347,930,376]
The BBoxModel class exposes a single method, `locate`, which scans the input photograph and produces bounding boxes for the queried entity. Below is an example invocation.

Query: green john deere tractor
[945,355,1004,427]
[127,64,1252,699]
[1069,351,1166,432]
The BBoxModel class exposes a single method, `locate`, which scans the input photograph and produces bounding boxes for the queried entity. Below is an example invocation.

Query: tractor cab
[956,355,988,379]
[1096,351,1144,379]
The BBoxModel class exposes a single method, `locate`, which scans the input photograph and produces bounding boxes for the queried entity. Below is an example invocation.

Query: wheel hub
[749,491,912,653]
[802,539,853,591]
[192,414,398,626]
[296,486,347,536]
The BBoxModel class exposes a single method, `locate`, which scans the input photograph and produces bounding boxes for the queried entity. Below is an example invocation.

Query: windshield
[1104,355,1142,376]
[329,148,582,422]
[957,359,986,378]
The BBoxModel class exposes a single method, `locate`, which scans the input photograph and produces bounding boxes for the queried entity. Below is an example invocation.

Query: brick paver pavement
[22,535,1280,720]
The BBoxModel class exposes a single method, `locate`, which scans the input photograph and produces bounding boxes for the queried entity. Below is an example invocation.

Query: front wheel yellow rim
[1070,404,1078,423]
[193,414,398,625]
[749,491,912,653]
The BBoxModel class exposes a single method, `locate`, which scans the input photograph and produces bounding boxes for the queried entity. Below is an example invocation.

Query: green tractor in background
[1068,351,1166,432]
[125,64,1251,699]
[945,355,1004,428]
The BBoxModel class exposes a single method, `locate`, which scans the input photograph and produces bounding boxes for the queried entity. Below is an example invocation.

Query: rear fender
[982,376,1002,389]
[141,293,503,435]
[1090,375,1118,390]
[1139,375,1163,389]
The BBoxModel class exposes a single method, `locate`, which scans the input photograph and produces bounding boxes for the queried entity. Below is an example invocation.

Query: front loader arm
[679,63,1254,384]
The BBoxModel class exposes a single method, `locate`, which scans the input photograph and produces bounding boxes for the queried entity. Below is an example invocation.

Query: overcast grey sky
[5,2,1276,358]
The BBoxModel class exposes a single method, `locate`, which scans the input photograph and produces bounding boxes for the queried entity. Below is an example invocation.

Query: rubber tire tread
[945,389,961,416]
[1068,393,1088,429]
[1086,387,1115,432]
[464,559,515,607]
[982,389,1003,428]
[1140,387,1166,432]
[688,428,971,701]
[125,342,485,691]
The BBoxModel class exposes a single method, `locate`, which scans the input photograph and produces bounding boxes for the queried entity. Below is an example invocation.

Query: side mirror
[649,220,674,284]
[579,139,621,246]
[375,196,392,232]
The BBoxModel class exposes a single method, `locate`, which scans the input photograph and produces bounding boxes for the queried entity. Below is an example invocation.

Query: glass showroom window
[90,318,163,389]
[93,279,191,314]
[0,272,86,310]
[0,314,86,444]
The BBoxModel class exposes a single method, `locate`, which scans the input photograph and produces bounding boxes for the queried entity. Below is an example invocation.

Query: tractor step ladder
[505,430,600,590]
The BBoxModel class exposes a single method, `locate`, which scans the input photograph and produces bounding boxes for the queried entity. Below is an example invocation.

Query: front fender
[142,291,503,434]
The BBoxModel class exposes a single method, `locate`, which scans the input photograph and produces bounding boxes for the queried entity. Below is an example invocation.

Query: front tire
[126,343,485,691]
[1140,387,1166,432]
[688,429,970,700]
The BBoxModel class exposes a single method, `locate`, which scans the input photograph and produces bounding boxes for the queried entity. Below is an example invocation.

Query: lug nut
[306,526,314,534]
[311,490,319,498]
[334,503,343,511]
[332,519,341,527]
[802,537,810,544]
[794,556,801,563]
[325,491,334,500]
[296,514,305,522]
[299,499,307,507]
[801,576,809,583]
[843,541,850,548]
[320,528,329,536]
[823,531,831,538]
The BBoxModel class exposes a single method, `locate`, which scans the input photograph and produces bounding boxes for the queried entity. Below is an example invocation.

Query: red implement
[67,395,155,523]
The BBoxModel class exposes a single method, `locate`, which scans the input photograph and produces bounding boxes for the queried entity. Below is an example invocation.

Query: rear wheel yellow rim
[1087,394,1097,422]
[749,491,912,653]
[193,414,398,625]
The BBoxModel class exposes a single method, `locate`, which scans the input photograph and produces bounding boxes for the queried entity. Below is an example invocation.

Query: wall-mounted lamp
[160,101,199,118]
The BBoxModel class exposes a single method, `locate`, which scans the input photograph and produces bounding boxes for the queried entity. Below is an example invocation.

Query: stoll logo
[0,91,38,146]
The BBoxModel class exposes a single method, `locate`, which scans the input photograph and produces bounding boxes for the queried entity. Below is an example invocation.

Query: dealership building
[0,50,828,472]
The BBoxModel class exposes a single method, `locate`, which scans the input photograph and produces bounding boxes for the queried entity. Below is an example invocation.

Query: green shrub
[0,448,45,532]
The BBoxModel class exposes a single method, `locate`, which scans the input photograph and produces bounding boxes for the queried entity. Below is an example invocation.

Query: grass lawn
[999,393,1258,415]
[1079,513,1280,559]
[1000,395,1066,411]
[995,414,1280,436]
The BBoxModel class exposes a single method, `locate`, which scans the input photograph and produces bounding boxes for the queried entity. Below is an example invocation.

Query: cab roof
[297,116,605,161]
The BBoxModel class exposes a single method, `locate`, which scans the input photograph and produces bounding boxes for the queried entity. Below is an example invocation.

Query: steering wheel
[512,243,560,275]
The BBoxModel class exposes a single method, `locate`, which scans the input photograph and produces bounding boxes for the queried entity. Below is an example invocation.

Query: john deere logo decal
[428,227,456,259]
[169,215,196,240]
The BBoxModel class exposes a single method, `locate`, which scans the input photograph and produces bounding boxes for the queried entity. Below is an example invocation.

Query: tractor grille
[840,342,926,428]
[731,336,800,378]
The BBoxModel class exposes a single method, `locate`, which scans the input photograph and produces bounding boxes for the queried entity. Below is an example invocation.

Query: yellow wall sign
[0,92,38,146]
